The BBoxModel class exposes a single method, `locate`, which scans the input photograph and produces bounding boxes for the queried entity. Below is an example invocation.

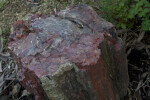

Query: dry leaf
[12,83,21,98]
[137,32,145,42]
[0,28,3,53]
[0,61,2,72]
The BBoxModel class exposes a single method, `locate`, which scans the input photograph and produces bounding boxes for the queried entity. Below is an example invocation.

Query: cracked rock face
[8,4,129,100]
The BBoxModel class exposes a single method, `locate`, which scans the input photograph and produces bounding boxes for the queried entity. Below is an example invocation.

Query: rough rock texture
[8,4,129,100]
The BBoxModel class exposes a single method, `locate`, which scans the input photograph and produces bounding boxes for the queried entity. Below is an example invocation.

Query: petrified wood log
[8,4,129,100]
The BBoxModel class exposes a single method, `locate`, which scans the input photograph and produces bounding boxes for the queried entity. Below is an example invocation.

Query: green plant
[129,0,150,31]
[99,0,150,31]
[0,0,7,10]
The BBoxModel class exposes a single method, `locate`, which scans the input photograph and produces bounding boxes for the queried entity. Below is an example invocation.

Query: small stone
[12,83,21,98]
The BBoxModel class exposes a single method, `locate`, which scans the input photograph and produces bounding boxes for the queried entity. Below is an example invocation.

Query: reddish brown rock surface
[8,4,129,100]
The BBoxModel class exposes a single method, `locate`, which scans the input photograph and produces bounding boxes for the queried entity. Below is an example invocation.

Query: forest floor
[0,0,149,100]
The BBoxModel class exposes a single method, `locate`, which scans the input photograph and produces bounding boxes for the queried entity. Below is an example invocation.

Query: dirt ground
[0,0,149,100]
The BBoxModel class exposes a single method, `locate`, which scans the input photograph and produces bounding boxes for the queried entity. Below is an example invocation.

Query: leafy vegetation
[99,0,150,31]
[0,0,7,10]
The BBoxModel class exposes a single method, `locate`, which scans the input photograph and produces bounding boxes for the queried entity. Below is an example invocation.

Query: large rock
[8,4,129,100]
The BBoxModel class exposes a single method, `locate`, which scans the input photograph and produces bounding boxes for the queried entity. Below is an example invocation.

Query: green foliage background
[99,0,150,31]
[0,0,7,10]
